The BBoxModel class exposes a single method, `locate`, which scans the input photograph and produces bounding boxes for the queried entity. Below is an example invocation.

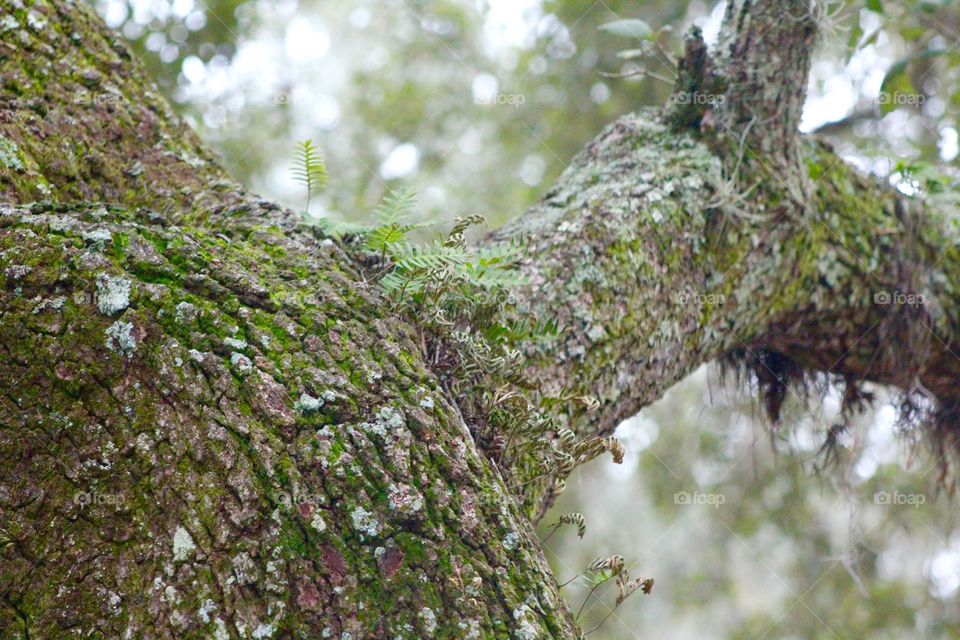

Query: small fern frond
[364,223,416,254]
[379,271,427,295]
[373,187,417,225]
[393,242,465,271]
[472,240,524,267]
[482,317,561,344]
[461,262,528,288]
[291,140,328,212]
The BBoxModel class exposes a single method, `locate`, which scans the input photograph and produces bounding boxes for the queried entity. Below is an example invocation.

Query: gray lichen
[224,336,248,350]
[104,320,136,357]
[419,608,437,636]
[230,352,253,373]
[0,138,23,171]
[172,526,196,562]
[96,274,131,316]
[295,393,324,414]
[174,301,197,324]
[350,507,381,540]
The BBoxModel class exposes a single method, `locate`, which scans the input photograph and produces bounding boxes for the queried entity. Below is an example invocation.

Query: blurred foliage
[544,371,960,638]
[95,0,960,637]
[95,0,960,217]
[94,0,707,226]
[94,0,245,90]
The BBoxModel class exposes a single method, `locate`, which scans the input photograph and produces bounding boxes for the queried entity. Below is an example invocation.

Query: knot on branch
[667,26,723,132]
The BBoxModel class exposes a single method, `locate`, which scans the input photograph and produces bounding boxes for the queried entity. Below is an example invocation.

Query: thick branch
[0,3,576,637]
[714,0,819,158]
[503,120,959,444]
[3,0,960,637]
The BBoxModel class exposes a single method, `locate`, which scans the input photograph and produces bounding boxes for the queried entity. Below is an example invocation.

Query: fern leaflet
[291,140,328,213]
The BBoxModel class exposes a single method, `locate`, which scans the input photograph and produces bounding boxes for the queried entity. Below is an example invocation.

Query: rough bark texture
[714,0,819,158]
[2,0,959,638]
[0,0,228,216]
[0,2,576,638]
[502,122,960,445]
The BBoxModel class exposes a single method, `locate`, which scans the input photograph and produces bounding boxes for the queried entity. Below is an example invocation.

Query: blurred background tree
[93,0,960,636]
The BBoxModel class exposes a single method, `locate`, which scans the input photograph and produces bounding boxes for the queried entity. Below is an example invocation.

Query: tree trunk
[1,1,958,638]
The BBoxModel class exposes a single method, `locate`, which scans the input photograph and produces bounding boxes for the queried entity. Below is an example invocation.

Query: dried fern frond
[615,570,654,605]
[558,512,586,538]
[587,554,624,577]
[555,428,577,451]
[573,435,625,465]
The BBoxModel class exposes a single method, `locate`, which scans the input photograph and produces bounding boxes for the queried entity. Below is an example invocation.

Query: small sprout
[291,139,328,214]
[573,555,626,619]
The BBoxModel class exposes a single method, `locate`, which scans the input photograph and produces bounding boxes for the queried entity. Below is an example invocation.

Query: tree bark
[2,1,958,638]
[0,3,576,638]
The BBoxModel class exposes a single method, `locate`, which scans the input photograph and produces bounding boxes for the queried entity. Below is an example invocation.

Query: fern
[393,242,465,271]
[483,317,561,344]
[373,187,417,225]
[365,188,425,256]
[291,140,328,213]
[305,187,602,519]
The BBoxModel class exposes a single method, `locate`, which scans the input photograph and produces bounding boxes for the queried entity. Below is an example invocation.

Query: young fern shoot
[291,139,328,214]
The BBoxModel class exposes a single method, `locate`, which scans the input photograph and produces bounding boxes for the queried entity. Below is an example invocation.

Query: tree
[0,0,957,638]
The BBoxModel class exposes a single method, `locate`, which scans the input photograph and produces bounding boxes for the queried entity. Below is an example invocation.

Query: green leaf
[866,0,882,13]
[598,19,653,40]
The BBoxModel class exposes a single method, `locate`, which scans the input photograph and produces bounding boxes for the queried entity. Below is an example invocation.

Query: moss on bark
[0,201,577,638]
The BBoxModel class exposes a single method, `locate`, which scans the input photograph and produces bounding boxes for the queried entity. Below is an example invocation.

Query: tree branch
[503,126,958,440]
[3,0,959,637]
[714,0,820,159]
[492,1,960,515]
